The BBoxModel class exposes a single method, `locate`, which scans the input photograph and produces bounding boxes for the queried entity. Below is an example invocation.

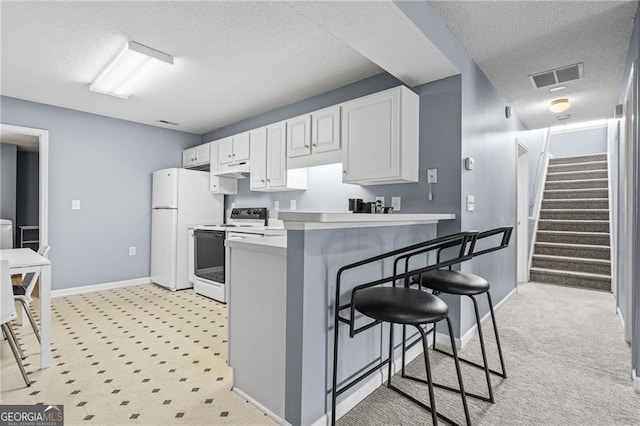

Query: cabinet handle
[228,154,232,158]
[232,153,236,157]
[312,143,318,147]
[266,179,271,183]
[261,179,265,183]
[213,184,217,188]
[343,170,348,175]
[304,144,309,148]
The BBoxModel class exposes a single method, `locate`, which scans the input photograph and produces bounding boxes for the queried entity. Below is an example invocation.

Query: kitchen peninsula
[226,212,455,425]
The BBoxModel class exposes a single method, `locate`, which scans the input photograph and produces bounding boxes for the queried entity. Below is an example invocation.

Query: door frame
[516,140,530,283]
[0,123,49,248]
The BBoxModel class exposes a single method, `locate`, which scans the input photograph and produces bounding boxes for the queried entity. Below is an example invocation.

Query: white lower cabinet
[250,123,306,192]
[341,86,419,185]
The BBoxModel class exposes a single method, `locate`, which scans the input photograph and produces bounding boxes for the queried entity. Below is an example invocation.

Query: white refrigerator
[151,168,223,291]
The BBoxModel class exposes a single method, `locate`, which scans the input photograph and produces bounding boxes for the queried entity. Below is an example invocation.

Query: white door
[517,142,529,283]
[267,122,287,188]
[342,89,400,182]
[312,105,340,154]
[151,208,178,289]
[250,128,268,190]
[287,114,311,158]
[152,168,179,208]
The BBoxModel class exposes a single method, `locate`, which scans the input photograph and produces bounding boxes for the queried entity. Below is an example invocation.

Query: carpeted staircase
[530,153,611,291]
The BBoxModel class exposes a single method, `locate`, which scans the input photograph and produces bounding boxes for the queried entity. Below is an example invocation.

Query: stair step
[545,178,608,190]
[534,242,611,260]
[532,254,611,275]
[548,153,607,165]
[543,188,608,200]
[546,170,608,181]
[536,230,610,246]
[529,267,611,291]
[541,199,609,210]
[539,209,609,221]
[547,161,607,173]
[538,219,609,233]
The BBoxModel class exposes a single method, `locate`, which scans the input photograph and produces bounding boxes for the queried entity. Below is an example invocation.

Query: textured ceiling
[431,0,638,129]
[0,1,457,135]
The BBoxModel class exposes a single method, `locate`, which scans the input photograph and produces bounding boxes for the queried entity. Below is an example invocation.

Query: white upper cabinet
[287,105,341,170]
[183,143,210,169]
[218,132,250,166]
[209,142,237,194]
[250,123,306,192]
[341,86,419,185]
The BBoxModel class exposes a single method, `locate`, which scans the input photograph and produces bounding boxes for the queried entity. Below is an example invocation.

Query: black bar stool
[410,227,513,404]
[331,232,478,426]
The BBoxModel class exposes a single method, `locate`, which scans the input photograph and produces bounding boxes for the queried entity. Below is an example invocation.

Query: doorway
[517,141,529,283]
[0,124,48,249]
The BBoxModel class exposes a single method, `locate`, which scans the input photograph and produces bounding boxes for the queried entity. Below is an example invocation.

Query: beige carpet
[339,282,639,426]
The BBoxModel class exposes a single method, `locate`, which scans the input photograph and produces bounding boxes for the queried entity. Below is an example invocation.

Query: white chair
[1,259,31,386]
[13,245,50,343]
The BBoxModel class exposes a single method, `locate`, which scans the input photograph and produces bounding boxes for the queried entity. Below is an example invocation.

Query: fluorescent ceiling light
[550,86,566,92]
[549,98,570,113]
[90,41,173,99]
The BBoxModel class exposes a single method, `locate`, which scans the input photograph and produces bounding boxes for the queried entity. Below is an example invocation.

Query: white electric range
[188,207,285,303]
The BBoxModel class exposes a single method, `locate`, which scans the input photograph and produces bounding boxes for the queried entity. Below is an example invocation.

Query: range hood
[212,160,250,179]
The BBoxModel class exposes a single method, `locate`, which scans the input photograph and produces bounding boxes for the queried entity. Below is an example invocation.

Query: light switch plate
[427,168,438,184]
[274,200,280,211]
[129,246,136,256]
[290,200,296,211]
[391,197,401,211]
[466,195,475,212]
[72,200,80,210]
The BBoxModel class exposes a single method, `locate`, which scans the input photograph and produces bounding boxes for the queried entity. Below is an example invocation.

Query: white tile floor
[1,284,275,425]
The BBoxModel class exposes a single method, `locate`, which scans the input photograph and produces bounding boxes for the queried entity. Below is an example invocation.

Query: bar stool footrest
[387,383,464,426]
[433,347,507,378]
[401,373,493,403]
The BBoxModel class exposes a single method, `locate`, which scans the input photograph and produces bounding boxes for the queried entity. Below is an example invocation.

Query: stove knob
[252,209,259,215]
[232,209,239,215]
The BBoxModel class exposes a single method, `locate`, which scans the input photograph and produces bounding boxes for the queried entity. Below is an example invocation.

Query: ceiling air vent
[158,119,179,126]
[529,63,583,89]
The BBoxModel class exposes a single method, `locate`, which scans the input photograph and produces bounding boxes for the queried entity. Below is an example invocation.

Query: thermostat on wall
[464,157,475,170]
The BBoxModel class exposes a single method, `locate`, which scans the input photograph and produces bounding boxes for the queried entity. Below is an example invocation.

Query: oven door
[194,229,225,284]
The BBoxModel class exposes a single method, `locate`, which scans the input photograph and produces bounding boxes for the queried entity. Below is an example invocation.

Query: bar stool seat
[355,287,448,325]
[416,270,489,296]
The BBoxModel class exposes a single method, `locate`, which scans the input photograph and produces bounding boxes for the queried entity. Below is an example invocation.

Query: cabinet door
[182,147,196,168]
[232,132,251,162]
[218,137,234,165]
[287,114,311,158]
[209,143,219,173]
[266,122,287,188]
[195,143,210,165]
[249,128,268,190]
[342,89,400,182]
[312,106,340,154]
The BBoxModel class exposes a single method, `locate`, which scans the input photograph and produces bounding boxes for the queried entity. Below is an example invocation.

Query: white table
[0,248,51,368]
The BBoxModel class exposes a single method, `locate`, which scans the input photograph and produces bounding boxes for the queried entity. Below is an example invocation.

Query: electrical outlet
[391,197,401,211]
[290,200,297,211]
[129,246,136,256]
[375,196,385,206]
[427,168,438,184]
[71,200,80,210]
[466,195,475,212]
[274,200,280,211]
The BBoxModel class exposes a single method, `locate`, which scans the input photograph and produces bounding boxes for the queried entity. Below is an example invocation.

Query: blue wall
[0,96,200,290]
[618,3,640,380]
[549,127,608,157]
[0,143,17,245]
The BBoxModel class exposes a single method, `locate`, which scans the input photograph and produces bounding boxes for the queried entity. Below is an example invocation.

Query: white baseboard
[633,369,640,393]
[459,287,517,348]
[51,277,150,298]
[233,387,289,425]
[616,307,625,330]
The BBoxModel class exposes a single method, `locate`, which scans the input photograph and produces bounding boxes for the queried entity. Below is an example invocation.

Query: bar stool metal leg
[446,317,471,426]
[6,322,25,360]
[17,299,40,343]
[487,292,507,378]
[415,324,438,425]
[470,295,494,402]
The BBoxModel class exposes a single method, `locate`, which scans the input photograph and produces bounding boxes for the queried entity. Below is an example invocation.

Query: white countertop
[225,236,287,255]
[277,211,455,230]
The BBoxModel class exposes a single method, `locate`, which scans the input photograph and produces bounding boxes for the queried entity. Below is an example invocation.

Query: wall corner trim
[51,277,150,298]
[460,287,518,348]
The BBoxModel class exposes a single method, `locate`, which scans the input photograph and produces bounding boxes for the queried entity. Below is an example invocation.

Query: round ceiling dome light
[550,98,571,113]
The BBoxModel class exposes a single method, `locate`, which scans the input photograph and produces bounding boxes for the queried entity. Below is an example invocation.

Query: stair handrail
[528,128,552,273]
